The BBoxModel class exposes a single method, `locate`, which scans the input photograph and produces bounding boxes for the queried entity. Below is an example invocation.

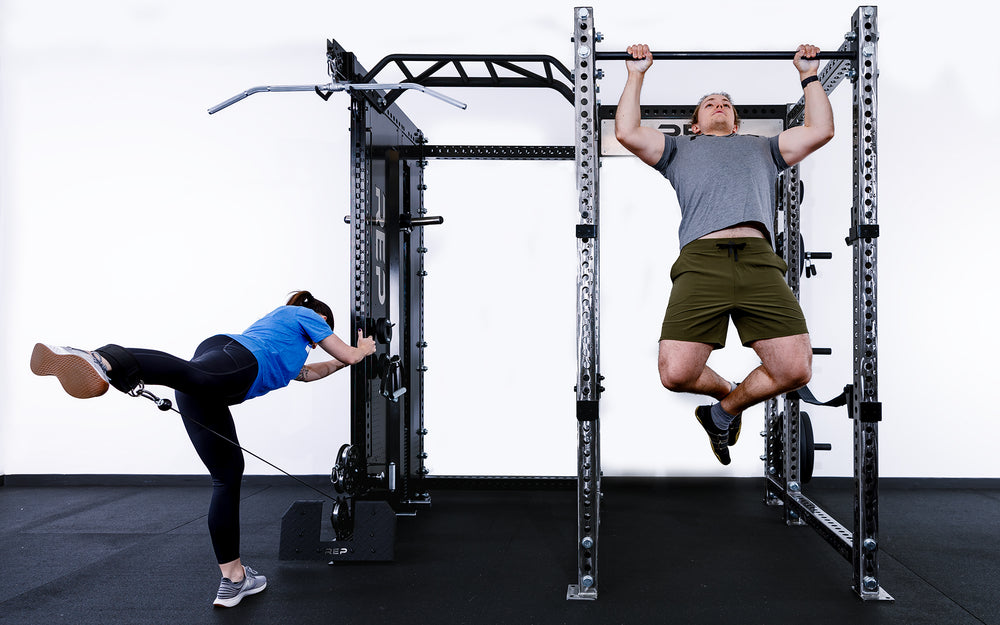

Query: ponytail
[287,290,335,332]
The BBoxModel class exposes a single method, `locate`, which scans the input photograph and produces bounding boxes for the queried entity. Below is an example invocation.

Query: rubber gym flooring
[1,475,997,625]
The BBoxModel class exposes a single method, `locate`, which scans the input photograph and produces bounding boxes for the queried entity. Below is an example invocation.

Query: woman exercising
[30,290,377,608]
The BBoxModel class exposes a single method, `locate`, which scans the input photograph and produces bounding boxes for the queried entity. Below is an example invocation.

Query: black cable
[129,385,340,502]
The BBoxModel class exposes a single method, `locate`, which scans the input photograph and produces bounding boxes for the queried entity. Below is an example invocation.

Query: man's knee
[777,358,812,391]
[658,359,700,393]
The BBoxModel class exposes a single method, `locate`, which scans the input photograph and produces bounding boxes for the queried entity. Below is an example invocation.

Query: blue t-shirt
[227,306,334,400]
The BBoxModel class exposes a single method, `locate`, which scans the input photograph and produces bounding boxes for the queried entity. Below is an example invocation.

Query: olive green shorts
[660,238,808,348]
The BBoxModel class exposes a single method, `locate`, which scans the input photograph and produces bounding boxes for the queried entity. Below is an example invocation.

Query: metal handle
[401,215,444,228]
[208,82,467,115]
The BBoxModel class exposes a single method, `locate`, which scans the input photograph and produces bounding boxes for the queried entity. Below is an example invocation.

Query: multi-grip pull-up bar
[595,50,856,61]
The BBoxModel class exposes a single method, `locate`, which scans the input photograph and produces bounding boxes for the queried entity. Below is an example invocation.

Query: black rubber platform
[1,476,997,624]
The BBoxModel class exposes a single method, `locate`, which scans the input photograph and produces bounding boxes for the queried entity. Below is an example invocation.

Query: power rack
[210,5,885,603]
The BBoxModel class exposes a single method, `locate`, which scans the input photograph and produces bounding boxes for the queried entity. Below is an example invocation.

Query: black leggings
[110,335,258,564]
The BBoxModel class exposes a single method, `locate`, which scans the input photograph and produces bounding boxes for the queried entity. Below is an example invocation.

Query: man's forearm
[800,70,834,137]
[615,72,645,138]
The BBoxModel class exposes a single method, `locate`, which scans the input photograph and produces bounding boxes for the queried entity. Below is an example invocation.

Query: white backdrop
[1,0,997,479]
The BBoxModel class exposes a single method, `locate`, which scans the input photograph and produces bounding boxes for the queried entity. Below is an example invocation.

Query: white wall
[1,0,997,479]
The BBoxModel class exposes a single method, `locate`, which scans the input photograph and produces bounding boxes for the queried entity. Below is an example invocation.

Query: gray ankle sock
[711,402,737,430]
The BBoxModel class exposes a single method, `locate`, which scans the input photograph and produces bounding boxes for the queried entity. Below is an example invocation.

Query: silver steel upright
[779,164,806,526]
[848,6,888,601]
[567,5,602,601]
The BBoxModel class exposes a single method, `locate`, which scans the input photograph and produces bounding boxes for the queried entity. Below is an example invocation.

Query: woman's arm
[295,359,347,382]
[295,329,376,383]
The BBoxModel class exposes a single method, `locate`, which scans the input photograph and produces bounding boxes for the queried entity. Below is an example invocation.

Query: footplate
[279,499,396,561]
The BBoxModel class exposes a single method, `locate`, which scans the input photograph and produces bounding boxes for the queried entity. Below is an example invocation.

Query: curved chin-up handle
[208,81,467,115]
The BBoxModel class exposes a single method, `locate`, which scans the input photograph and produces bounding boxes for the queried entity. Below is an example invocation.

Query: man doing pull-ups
[614,44,835,465]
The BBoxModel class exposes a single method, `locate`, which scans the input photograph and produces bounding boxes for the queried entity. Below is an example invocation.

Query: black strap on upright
[788,384,850,408]
[788,384,882,422]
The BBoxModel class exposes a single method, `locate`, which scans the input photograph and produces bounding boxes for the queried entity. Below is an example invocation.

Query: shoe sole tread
[30,343,108,399]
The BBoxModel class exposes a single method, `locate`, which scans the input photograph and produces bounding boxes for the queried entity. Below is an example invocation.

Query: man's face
[693,95,737,135]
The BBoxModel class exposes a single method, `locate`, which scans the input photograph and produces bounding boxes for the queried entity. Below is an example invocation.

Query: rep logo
[374,184,387,306]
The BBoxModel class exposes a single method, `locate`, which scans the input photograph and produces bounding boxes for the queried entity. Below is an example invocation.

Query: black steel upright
[332,39,432,514]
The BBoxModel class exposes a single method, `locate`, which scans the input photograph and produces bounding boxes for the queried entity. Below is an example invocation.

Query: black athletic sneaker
[695,405,731,465]
[728,413,742,447]
[213,565,267,608]
[726,381,742,446]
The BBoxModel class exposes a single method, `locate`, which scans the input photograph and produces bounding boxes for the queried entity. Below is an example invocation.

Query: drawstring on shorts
[716,241,747,262]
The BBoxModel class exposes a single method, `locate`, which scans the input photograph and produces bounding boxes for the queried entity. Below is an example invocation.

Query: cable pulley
[331,443,365,496]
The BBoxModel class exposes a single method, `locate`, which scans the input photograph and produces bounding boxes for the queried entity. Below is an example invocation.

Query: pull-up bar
[595,50,855,61]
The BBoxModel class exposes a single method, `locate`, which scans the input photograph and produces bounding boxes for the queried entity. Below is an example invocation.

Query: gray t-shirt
[653,133,789,249]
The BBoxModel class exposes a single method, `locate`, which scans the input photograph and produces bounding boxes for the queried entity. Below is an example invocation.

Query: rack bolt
[577,7,589,19]
[768,466,776,475]
[862,43,875,58]
[845,31,858,41]
[595,32,604,42]
[581,575,594,588]
[418,428,429,435]
[760,431,767,437]
[863,538,877,552]
[581,536,594,549]
[862,576,878,592]
[760,455,768,461]
[578,45,591,59]
[788,481,801,492]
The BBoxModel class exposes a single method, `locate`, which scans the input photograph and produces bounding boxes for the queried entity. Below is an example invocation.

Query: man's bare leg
[720,333,813,415]
[657,339,732,400]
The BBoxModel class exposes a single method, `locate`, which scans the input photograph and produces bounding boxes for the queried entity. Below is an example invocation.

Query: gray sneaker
[30,343,109,399]
[213,565,267,608]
